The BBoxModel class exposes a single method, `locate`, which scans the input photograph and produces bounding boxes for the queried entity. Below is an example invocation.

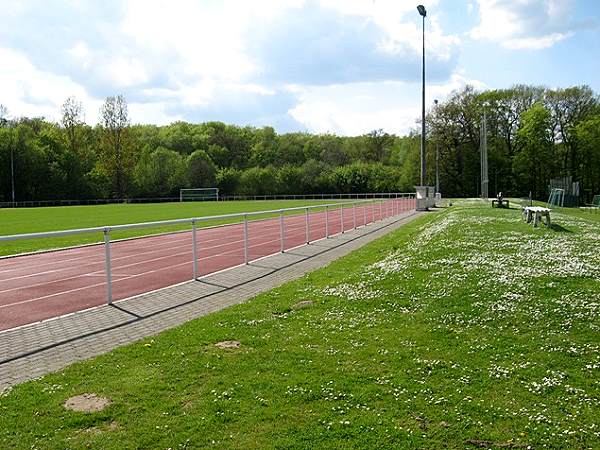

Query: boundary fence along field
[0,194,416,331]
[1,192,406,208]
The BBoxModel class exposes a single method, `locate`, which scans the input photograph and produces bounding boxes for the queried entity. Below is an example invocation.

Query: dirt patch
[80,421,119,435]
[292,300,314,310]
[64,393,111,413]
[465,439,529,449]
[215,340,241,349]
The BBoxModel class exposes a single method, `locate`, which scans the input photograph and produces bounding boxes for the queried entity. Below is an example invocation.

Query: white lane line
[0,202,382,304]
[0,206,409,333]
[0,205,347,274]
[0,213,316,283]
[0,218,318,293]
[0,216,333,308]
[0,210,325,280]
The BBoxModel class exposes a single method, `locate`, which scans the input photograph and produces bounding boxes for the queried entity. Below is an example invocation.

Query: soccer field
[0,200,344,256]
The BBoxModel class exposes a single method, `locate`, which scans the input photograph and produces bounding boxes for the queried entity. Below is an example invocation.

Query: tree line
[1,84,599,203]
[0,97,417,202]
[427,85,600,201]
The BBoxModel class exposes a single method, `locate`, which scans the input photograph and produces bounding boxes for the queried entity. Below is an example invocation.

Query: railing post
[353,204,356,229]
[340,204,344,234]
[192,219,199,280]
[243,214,249,264]
[103,228,112,305]
[363,202,367,226]
[305,208,310,244]
[325,205,329,238]
[280,211,285,253]
[379,200,383,220]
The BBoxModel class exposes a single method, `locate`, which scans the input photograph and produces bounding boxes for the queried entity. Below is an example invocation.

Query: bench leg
[527,210,533,223]
[534,212,540,227]
[545,213,551,227]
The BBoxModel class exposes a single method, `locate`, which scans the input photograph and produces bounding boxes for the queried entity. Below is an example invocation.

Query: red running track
[0,199,415,331]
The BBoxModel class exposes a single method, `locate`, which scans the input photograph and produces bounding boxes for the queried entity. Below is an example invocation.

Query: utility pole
[10,125,16,205]
[480,104,489,200]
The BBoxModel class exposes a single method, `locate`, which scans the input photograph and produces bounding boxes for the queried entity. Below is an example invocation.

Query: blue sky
[0,0,598,135]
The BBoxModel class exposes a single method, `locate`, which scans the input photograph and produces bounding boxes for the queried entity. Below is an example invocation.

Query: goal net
[547,188,565,208]
[180,188,219,202]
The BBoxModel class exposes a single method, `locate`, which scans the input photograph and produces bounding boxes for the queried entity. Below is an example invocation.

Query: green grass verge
[1,201,599,449]
[0,200,344,256]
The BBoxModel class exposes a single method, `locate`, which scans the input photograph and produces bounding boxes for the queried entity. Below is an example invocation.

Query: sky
[0,0,598,136]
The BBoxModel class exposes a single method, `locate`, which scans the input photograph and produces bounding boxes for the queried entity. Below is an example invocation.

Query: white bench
[522,206,551,227]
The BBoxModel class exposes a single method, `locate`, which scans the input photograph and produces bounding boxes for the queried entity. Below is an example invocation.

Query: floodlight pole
[418,5,427,186]
[434,99,439,195]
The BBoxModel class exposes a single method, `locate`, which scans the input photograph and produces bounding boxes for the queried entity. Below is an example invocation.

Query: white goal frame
[547,188,565,208]
[180,188,219,202]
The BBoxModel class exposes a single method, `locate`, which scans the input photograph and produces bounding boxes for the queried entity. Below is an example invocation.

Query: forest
[1,84,599,203]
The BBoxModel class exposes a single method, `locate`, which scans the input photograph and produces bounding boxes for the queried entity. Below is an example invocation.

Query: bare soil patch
[292,300,314,310]
[64,393,111,413]
[215,340,241,349]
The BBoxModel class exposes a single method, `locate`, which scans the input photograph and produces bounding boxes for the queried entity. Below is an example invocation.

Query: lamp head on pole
[434,99,438,106]
[417,5,427,17]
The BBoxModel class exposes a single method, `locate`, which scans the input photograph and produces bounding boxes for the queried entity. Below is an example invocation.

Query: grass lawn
[1,201,599,449]
[0,200,345,256]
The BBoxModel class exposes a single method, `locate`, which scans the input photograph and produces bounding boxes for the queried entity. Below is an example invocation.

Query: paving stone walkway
[0,211,422,391]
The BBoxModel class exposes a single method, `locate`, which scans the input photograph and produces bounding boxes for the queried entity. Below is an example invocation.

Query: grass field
[0,200,345,256]
[1,201,599,449]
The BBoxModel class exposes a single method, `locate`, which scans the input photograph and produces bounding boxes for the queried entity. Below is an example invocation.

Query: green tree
[187,150,216,188]
[546,86,597,181]
[207,144,231,168]
[98,95,136,198]
[575,115,600,199]
[60,96,94,198]
[363,129,394,162]
[276,165,304,194]
[250,127,279,167]
[216,167,241,196]
[134,147,186,197]
[299,159,331,194]
[238,166,279,195]
[514,103,555,198]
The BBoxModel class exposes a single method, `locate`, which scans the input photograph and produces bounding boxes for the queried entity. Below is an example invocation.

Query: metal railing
[0,195,416,305]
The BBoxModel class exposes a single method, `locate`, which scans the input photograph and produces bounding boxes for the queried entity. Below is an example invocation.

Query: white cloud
[0,47,95,122]
[0,0,464,134]
[289,73,486,136]
[106,56,149,88]
[504,31,573,50]
[66,41,92,69]
[470,0,586,50]
[128,101,181,125]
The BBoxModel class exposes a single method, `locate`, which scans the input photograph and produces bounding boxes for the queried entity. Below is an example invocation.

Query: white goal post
[180,188,219,202]
[547,188,565,208]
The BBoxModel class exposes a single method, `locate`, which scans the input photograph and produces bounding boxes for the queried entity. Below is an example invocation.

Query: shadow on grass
[550,223,573,233]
